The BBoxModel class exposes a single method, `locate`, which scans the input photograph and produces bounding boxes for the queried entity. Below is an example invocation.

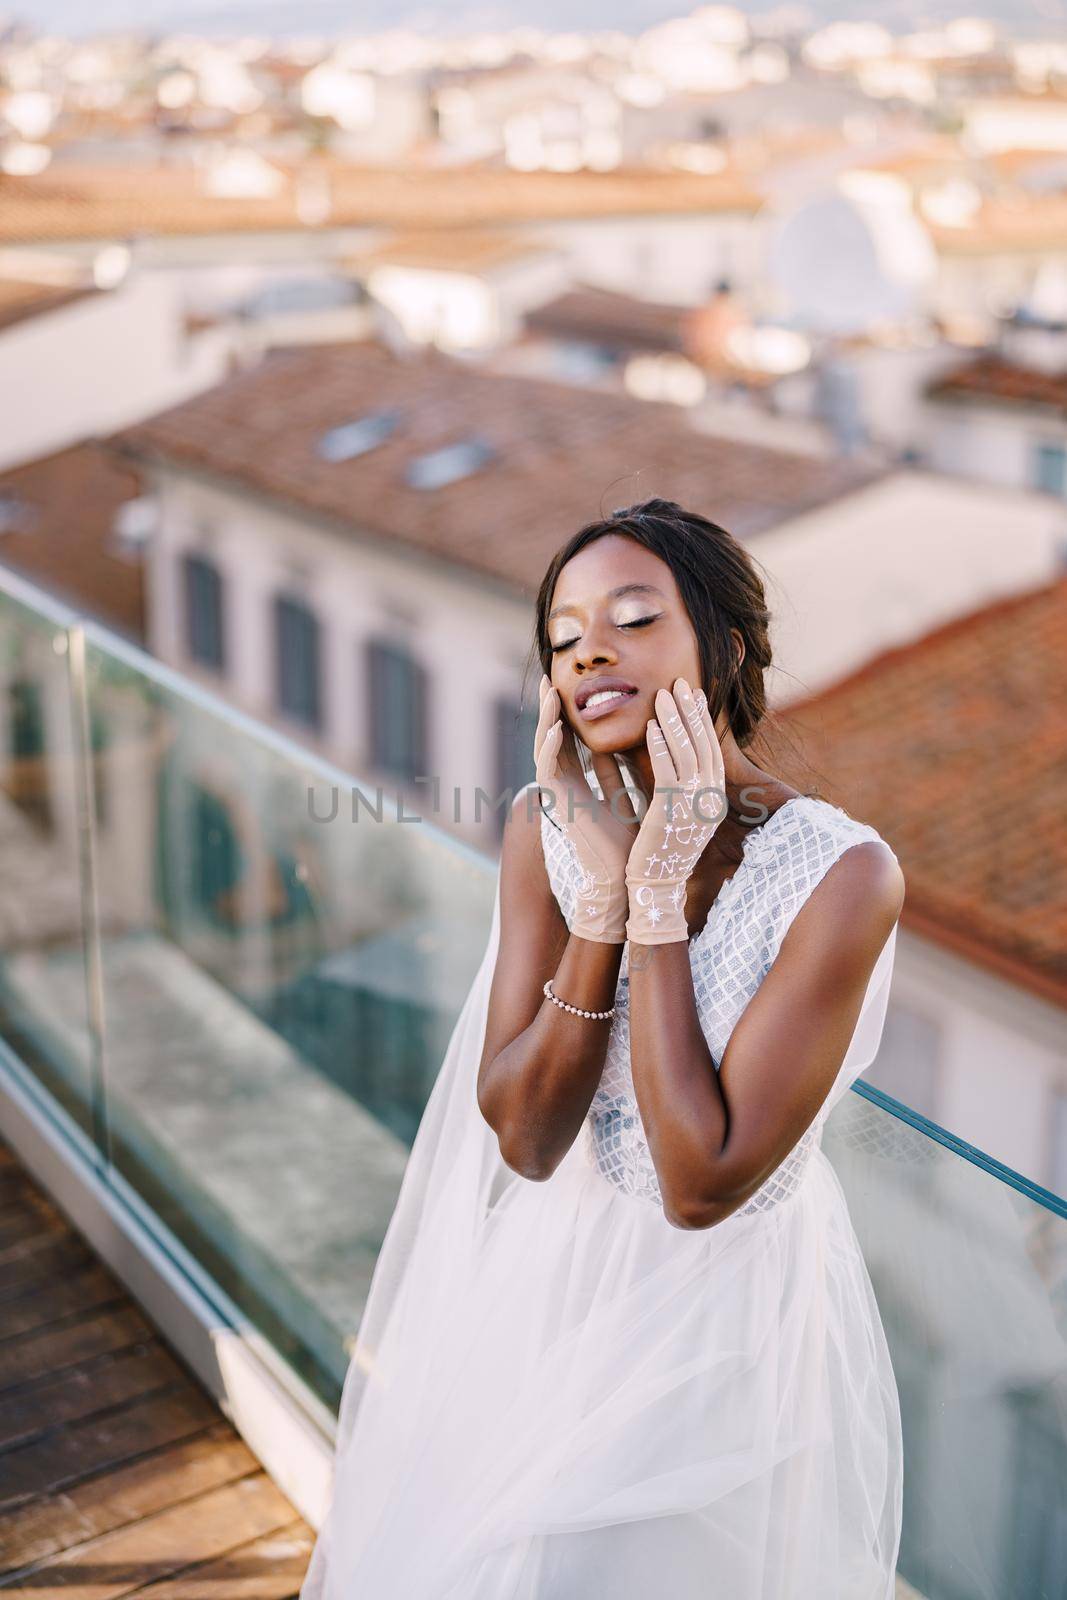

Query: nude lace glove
[534,674,637,944]
[625,678,727,945]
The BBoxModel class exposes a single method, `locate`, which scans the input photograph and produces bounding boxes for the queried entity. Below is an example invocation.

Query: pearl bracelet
[543,978,616,1022]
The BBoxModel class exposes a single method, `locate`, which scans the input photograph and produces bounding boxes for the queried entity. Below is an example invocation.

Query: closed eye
[548,614,661,653]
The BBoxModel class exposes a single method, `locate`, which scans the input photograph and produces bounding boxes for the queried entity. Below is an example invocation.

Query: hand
[625,677,727,945]
[533,673,639,944]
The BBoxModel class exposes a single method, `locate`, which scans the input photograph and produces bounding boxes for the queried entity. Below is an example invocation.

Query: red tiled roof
[925,195,1067,256]
[927,353,1067,414]
[778,578,1067,1009]
[108,339,879,595]
[525,284,690,354]
[0,160,761,246]
[0,441,146,640]
[349,227,553,273]
[0,278,100,334]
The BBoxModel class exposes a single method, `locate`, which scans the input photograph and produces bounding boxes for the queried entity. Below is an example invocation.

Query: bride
[300,497,906,1599]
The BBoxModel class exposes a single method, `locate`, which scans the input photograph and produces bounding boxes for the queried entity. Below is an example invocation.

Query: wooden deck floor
[0,1139,315,1596]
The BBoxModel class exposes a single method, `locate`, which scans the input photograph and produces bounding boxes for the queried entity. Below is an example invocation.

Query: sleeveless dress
[302,790,904,1600]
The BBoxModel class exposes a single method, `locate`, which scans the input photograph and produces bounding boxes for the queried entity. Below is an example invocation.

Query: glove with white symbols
[624,678,727,946]
[533,673,638,945]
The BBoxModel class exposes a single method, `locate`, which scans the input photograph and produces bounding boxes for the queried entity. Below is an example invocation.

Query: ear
[730,627,746,674]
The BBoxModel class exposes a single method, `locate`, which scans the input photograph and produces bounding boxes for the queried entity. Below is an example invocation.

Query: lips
[575,676,639,715]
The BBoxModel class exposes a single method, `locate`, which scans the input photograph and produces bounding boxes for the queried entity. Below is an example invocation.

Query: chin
[573,711,647,757]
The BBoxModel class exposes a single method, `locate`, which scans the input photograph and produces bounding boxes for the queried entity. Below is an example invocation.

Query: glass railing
[0,569,496,1407]
[0,565,1063,1599]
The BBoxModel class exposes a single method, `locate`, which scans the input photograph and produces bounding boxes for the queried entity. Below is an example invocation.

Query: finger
[692,687,727,825]
[677,678,708,755]
[532,682,558,764]
[655,687,697,781]
[646,718,678,792]
[676,678,718,788]
[534,719,562,789]
[589,749,639,825]
[694,686,726,786]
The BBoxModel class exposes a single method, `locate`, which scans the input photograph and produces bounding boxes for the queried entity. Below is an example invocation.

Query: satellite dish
[764,178,936,336]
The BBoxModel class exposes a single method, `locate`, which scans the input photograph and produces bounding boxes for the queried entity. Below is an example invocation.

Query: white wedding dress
[300,787,903,1600]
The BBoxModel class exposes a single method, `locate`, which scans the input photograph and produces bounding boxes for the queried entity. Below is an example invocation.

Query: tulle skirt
[305,1135,903,1600]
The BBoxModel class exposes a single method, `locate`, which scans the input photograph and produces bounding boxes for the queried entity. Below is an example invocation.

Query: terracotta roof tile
[927,353,1067,414]
[348,227,555,273]
[0,278,100,333]
[0,442,146,640]
[525,284,689,354]
[925,195,1067,255]
[776,578,1067,1008]
[109,339,878,596]
[0,160,761,246]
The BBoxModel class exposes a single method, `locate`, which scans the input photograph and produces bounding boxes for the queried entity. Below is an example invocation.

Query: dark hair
[528,496,773,749]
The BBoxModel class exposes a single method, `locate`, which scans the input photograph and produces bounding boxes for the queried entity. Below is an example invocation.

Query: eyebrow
[547,583,665,623]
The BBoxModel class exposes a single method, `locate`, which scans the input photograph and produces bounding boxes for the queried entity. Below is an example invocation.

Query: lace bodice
[538,791,886,1219]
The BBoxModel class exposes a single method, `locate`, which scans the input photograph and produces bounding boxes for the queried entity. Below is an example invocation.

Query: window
[275,594,322,730]
[1032,441,1067,498]
[404,437,495,491]
[493,696,538,835]
[366,638,428,780]
[0,493,35,535]
[182,553,225,672]
[317,408,400,463]
[190,783,244,927]
[5,677,52,831]
[8,677,44,761]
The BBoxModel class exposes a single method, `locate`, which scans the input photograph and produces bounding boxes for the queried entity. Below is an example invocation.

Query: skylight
[0,494,34,536]
[404,436,496,491]
[317,408,400,464]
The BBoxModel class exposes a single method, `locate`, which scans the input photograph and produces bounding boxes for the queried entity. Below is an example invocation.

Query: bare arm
[476,785,624,1180]
[627,840,905,1229]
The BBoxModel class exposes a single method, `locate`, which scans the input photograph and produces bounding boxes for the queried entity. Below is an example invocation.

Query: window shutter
[184,554,225,671]
[276,595,321,729]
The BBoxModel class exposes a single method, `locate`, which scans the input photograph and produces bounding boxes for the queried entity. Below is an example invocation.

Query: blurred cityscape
[0,7,1064,1592]
[1,5,1065,1186]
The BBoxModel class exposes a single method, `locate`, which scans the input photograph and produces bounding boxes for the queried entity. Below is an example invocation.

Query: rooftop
[348,226,556,275]
[781,576,1067,1010]
[0,160,761,247]
[926,353,1067,415]
[109,338,878,597]
[0,442,147,641]
[0,278,101,335]
[525,283,690,355]
[925,195,1067,257]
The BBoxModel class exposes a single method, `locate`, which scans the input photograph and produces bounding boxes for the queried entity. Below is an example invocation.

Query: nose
[572,621,618,675]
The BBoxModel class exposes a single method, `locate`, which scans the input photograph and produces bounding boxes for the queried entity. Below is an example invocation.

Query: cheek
[646,624,700,676]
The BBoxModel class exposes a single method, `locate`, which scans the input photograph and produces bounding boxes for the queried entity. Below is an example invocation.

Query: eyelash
[549,614,660,653]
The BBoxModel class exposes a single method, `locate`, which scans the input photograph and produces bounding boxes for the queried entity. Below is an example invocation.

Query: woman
[301,498,905,1599]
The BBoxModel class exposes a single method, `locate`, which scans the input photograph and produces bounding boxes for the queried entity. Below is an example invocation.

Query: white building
[924,317,1067,500]
[346,230,570,353]
[0,252,234,474]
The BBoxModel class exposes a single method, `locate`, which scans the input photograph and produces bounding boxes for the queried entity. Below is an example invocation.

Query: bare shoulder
[777,831,903,997]
[819,836,905,929]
